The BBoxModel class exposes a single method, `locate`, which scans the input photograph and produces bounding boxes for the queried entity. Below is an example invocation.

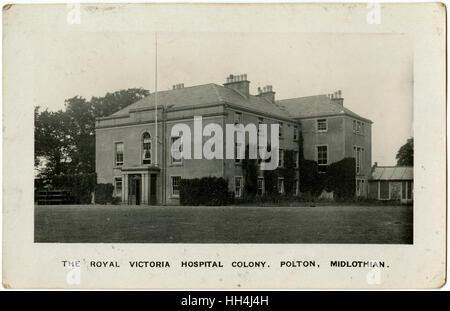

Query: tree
[35,88,150,180]
[396,138,413,166]
[34,107,71,178]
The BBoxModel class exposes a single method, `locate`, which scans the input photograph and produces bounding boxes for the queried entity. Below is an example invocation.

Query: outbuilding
[368,165,413,204]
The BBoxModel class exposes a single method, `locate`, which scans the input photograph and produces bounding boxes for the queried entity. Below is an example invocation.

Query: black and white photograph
[2,2,446,289]
[33,24,414,244]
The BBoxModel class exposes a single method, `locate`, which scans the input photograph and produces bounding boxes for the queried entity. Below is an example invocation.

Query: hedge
[298,157,356,200]
[179,177,230,206]
[51,173,97,204]
[94,183,114,204]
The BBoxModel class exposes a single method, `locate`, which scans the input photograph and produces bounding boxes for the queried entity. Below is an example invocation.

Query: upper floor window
[353,120,364,135]
[317,145,328,173]
[293,126,298,140]
[279,122,283,138]
[115,142,124,166]
[317,119,327,132]
[234,112,243,125]
[142,132,152,164]
[171,136,182,164]
[235,142,244,164]
[278,149,284,167]
[258,117,264,134]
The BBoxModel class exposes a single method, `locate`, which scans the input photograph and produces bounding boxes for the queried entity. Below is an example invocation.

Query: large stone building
[95,74,372,205]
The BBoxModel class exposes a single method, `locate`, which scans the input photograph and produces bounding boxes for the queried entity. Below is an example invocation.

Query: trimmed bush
[180,177,229,206]
[95,183,114,204]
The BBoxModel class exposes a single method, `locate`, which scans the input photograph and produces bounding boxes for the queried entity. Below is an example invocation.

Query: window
[257,177,264,196]
[258,117,264,134]
[142,132,152,164]
[235,142,244,163]
[402,181,412,200]
[356,178,365,197]
[235,177,243,198]
[234,112,242,125]
[379,181,389,200]
[354,146,364,174]
[279,122,283,138]
[278,149,284,167]
[317,119,327,132]
[294,151,299,168]
[317,145,328,173]
[278,177,284,194]
[294,126,298,140]
[171,136,182,164]
[354,120,364,135]
[114,178,122,197]
[115,142,124,166]
[172,176,181,197]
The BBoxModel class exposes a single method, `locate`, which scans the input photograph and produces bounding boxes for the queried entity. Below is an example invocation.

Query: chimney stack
[257,85,275,103]
[330,89,344,105]
[223,74,250,98]
[172,83,184,90]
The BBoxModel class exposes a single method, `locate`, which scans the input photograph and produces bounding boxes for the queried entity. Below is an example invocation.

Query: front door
[150,174,157,205]
[128,174,141,205]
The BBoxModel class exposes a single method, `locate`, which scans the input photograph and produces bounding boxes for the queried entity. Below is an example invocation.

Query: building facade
[95,74,372,205]
[278,93,372,197]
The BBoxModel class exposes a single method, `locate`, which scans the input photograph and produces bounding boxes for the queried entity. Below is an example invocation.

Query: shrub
[95,183,114,204]
[326,157,356,200]
[298,157,356,200]
[180,177,229,206]
[51,173,97,204]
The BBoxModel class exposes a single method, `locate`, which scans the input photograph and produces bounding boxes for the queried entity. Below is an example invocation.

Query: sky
[30,31,413,166]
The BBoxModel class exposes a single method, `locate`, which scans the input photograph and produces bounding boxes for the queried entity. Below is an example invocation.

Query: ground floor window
[379,181,389,200]
[317,145,328,173]
[402,181,412,200]
[294,179,299,196]
[278,177,284,194]
[172,176,181,197]
[114,177,122,197]
[257,177,264,195]
[235,176,243,198]
[356,178,365,197]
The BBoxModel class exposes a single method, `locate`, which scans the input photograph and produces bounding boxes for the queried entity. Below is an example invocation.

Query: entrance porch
[120,166,161,205]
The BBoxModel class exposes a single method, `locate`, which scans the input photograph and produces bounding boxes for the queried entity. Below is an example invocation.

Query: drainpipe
[162,106,167,206]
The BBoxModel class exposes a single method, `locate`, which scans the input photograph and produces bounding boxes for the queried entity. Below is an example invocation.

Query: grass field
[34,204,413,244]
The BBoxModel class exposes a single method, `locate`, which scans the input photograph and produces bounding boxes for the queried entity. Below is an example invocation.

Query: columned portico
[120,166,161,205]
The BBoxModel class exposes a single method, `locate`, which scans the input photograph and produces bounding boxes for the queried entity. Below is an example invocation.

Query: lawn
[34,204,413,244]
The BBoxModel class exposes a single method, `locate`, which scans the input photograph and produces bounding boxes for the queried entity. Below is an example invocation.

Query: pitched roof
[276,94,371,122]
[110,83,293,120]
[370,166,413,181]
